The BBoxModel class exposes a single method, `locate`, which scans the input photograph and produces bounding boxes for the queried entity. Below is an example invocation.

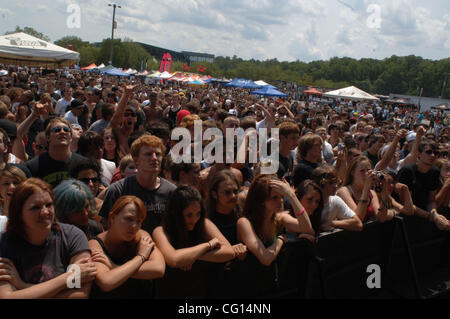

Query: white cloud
[0,0,448,62]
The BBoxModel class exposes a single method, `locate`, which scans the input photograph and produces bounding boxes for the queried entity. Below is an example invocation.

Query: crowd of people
[0,65,448,299]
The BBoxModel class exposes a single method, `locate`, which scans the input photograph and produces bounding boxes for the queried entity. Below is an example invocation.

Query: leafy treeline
[5,26,450,98]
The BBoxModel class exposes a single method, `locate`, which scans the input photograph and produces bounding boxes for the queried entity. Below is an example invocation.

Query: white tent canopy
[323,86,380,101]
[0,32,80,68]
[255,80,270,86]
[159,71,173,79]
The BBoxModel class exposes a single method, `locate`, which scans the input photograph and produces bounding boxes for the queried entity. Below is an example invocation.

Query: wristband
[137,254,146,263]
[277,235,286,244]
[429,211,436,222]
[295,208,306,217]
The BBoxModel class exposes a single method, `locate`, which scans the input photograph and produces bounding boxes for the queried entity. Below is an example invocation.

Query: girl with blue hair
[53,179,103,239]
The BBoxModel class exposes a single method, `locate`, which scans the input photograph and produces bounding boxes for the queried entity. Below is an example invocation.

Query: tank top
[89,236,154,299]
[347,186,375,222]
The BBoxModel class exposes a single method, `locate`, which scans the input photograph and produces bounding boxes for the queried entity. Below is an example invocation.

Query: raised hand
[33,102,48,117]
[269,179,293,197]
[416,126,426,137]
[124,84,138,96]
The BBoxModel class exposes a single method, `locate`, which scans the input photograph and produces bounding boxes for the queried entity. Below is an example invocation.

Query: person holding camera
[336,156,392,224]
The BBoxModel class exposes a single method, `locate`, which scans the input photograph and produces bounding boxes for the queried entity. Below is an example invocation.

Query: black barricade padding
[222,250,279,299]
[277,239,315,298]
[309,220,396,299]
[388,216,450,298]
[308,215,450,299]
[153,216,449,299]
[154,260,219,299]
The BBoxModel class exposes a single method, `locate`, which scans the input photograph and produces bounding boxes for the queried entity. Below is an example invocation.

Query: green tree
[5,26,51,42]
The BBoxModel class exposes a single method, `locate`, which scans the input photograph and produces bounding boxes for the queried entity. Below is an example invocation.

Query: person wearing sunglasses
[25,118,88,188]
[31,131,48,158]
[397,140,450,231]
[69,157,105,215]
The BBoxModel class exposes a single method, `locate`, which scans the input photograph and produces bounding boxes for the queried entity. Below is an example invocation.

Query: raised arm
[109,85,136,130]
[376,129,407,171]
[335,172,377,223]
[270,179,314,235]
[402,126,425,167]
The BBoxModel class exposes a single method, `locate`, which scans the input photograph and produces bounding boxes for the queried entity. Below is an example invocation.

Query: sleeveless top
[89,236,154,299]
[347,186,375,222]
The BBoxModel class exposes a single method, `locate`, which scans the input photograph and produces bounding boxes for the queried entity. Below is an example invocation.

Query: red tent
[82,63,98,70]
[303,87,323,95]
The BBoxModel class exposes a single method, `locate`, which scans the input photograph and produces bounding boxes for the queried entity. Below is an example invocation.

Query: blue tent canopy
[101,67,131,77]
[250,86,288,97]
[225,78,262,89]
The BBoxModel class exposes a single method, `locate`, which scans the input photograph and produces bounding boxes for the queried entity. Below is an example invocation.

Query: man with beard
[25,118,87,188]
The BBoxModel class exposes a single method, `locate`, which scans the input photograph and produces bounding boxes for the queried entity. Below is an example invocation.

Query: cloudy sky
[0,0,449,62]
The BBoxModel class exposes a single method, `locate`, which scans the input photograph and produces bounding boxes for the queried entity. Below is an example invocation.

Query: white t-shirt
[64,111,79,125]
[55,98,73,117]
[0,215,7,233]
[320,195,356,232]
[101,158,117,186]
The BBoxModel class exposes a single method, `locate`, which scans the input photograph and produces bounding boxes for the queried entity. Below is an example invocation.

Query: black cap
[70,99,84,109]
[0,119,17,140]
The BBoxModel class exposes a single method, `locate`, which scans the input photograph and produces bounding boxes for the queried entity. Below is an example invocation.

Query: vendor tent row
[0,32,381,101]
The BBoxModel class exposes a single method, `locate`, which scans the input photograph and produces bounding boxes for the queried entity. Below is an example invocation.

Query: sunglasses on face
[80,177,100,184]
[35,144,47,151]
[424,150,436,156]
[222,189,239,196]
[51,126,71,133]
[124,113,137,117]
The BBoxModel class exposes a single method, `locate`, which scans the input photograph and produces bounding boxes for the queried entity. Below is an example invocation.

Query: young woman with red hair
[0,178,96,299]
[88,195,165,299]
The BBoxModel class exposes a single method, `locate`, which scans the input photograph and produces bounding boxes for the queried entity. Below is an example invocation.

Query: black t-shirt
[362,150,379,168]
[25,152,87,188]
[277,153,294,182]
[292,160,321,188]
[397,164,440,210]
[209,211,239,245]
[99,175,177,233]
[0,223,90,284]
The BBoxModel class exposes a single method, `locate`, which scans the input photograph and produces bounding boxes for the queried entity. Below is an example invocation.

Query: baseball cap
[177,110,191,125]
[406,132,416,142]
[70,99,85,109]
[0,119,17,140]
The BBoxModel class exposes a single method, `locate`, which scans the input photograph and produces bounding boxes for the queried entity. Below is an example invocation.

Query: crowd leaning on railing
[0,65,448,299]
